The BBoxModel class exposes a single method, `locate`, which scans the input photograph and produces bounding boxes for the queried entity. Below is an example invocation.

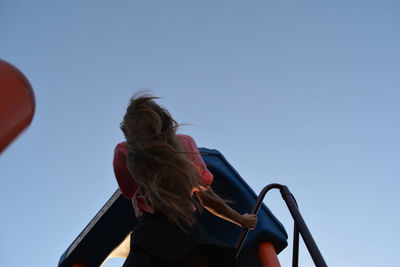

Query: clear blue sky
[1,1,399,266]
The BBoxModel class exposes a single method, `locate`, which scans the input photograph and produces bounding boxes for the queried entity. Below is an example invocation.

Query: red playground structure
[0,59,35,154]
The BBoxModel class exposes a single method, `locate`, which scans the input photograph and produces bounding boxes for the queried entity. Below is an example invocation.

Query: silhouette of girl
[113,93,257,267]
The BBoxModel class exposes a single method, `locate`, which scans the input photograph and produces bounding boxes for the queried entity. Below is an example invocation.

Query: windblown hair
[120,93,204,229]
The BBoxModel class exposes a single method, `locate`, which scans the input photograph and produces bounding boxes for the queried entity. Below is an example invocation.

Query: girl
[113,93,257,267]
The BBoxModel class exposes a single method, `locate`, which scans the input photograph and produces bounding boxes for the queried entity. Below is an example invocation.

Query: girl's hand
[241,213,258,229]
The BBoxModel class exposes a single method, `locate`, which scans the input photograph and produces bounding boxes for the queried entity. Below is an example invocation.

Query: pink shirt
[113,134,213,215]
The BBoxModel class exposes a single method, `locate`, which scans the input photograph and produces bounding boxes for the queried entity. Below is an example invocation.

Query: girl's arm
[195,188,258,229]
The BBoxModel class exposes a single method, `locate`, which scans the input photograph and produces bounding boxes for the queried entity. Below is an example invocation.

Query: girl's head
[121,94,176,145]
[121,92,203,229]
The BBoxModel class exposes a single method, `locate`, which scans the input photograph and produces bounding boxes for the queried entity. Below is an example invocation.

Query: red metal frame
[259,242,281,267]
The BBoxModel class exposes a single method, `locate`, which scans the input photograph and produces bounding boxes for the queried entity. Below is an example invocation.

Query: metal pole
[280,186,327,267]
[292,223,299,267]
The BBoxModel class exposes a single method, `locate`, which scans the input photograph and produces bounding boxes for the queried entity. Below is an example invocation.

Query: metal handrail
[293,221,300,267]
[234,183,327,267]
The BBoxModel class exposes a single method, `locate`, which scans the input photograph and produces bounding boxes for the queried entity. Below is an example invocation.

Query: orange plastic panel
[0,59,35,153]
[259,242,281,267]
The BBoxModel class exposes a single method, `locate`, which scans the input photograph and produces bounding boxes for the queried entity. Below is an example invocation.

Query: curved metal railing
[235,183,327,267]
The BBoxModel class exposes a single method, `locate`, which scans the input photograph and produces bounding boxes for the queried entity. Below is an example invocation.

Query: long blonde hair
[120,93,204,229]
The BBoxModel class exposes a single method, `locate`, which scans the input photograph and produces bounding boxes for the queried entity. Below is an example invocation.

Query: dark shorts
[123,212,236,267]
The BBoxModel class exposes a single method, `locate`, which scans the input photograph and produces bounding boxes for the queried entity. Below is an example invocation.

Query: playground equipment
[0,59,35,154]
[59,148,326,266]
